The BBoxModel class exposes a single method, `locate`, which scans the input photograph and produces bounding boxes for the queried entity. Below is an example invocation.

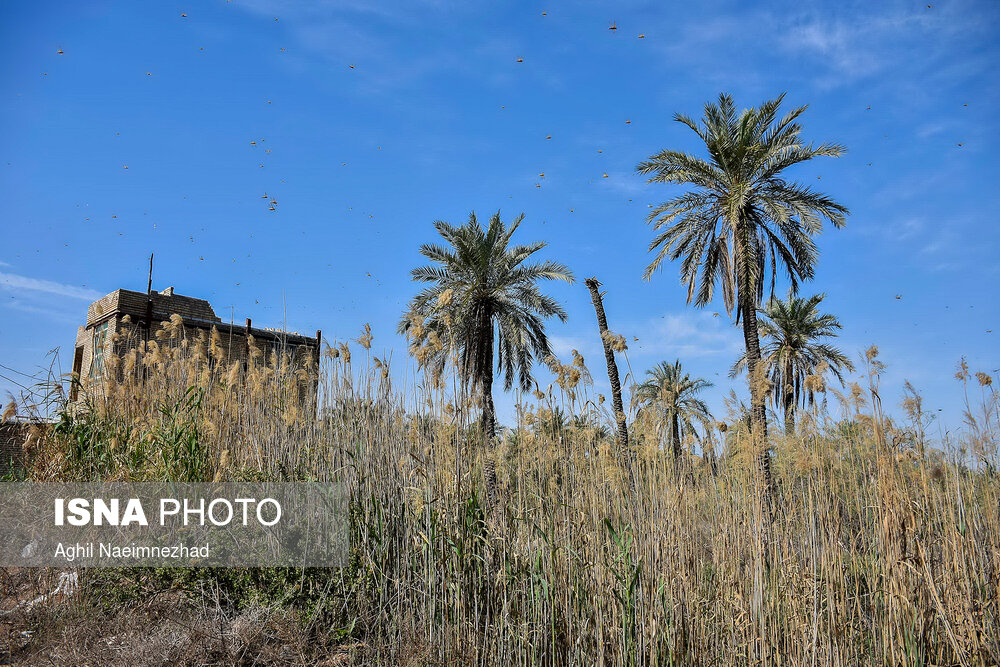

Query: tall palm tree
[732,291,854,434]
[636,93,848,489]
[633,360,713,460]
[399,211,573,501]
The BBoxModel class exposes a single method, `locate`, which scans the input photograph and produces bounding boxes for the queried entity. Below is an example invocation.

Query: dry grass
[0,567,362,665]
[7,320,1000,665]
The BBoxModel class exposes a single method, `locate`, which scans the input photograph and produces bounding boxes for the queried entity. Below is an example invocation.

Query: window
[90,322,109,379]
[70,346,84,401]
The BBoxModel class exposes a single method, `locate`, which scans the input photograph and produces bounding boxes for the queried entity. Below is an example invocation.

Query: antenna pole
[144,253,154,344]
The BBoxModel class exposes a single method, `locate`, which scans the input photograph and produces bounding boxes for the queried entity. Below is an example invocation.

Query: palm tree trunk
[671,411,682,460]
[783,358,795,435]
[480,361,497,440]
[584,278,635,490]
[739,287,775,499]
[479,319,498,511]
[738,285,775,664]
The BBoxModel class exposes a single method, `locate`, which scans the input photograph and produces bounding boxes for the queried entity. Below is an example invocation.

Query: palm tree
[530,405,570,441]
[636,93,848,489]
[399,211,573,502]
[732,291,854,434]
[633,360,713,460]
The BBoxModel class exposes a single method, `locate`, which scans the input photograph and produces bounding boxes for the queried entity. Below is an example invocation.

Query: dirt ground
[0,568,365,666]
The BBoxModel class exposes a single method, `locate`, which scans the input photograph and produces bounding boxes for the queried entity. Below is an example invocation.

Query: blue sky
[2,0,998,435]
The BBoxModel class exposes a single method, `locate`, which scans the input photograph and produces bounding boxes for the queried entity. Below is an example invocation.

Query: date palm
[636,93,848,489]
[399,211,573,504]
[633,360,713,460]
[732,292,854,434]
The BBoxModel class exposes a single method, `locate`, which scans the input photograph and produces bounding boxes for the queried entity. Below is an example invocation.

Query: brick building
[70,287,321,401]
[0,420,30,476]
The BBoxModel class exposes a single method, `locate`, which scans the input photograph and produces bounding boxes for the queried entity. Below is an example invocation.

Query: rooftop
[84,287,319,346]
[88,287,221,327]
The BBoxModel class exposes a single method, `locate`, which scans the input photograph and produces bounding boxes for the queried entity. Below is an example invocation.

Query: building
[70,286,321,402]
[0,420,31,476]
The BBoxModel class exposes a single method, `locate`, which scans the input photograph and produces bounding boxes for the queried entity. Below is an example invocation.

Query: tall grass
[23,319,1000,665]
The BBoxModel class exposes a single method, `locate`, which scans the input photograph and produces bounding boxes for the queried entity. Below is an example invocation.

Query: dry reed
[21,320,1000,666]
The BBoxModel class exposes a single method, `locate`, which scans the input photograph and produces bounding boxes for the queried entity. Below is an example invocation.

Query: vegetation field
[1,317,997,665]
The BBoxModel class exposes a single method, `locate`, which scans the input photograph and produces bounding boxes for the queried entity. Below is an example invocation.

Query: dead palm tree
[732,291,854,434]
[633,360,713,460]
[399,211,573,505]
[636,93,848,490]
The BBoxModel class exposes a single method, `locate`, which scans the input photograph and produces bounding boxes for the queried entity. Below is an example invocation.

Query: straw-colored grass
[15,320,1000,666]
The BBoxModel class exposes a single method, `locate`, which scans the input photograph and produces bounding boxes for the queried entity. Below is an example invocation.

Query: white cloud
[647,1,982,91]
[916,122,949,139]
[0,272,102,301]
[553,310,743,365]
[919,227,961,257]
[856,216,925,242]
[2,300,80,323]
[598,171,646,196]
[781,19,883,80]
[776,2,986,88]
[549,335,600,358]
[230,0,483,96]
[631,311,743,359]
